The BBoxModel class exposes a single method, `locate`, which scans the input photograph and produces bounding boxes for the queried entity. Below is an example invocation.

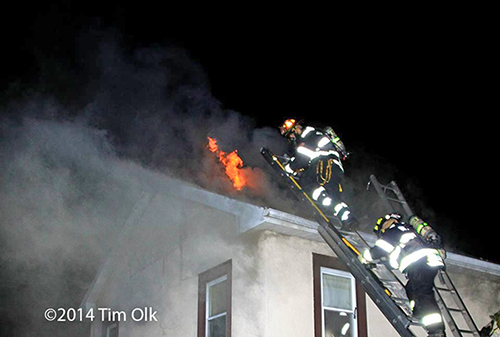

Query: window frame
[313,253,367,337]
[198,260,232,337]
[206,274,228,337]
[320,267,357,336]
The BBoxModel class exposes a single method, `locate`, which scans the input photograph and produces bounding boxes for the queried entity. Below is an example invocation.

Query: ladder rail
[436,270,480,336]
[317,224,415,336]
[436,289,462,336]
[261,148,416,336]
[368,175,414,217]
[342,230,413,314]
[389,181,414,218]
[368,174,480,337]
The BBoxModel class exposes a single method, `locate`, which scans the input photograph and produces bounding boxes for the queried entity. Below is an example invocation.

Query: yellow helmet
[374,213,402,236]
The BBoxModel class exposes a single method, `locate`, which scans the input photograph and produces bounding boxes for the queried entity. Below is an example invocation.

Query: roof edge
[256,208,500,277]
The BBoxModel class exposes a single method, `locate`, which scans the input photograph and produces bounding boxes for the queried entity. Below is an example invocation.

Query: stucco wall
[90,192,270,337]
[254,231,500,337]
[255,229,427,337]
[88,192,500,337]
[256,230,331,336]
[446,265,500,331]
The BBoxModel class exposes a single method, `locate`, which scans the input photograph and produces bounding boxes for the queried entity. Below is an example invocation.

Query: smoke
[0,117,135,336]
[0,26,455,336]
[0,28,295,336]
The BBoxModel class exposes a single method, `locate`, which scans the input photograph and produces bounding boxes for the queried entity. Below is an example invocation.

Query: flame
[207,137,218,153]
[207,137,247,190]
[284,118,295,130]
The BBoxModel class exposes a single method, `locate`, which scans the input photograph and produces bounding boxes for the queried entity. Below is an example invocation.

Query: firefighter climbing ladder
[261,147,417,336]
[367,174,480,337]
[261,147,481,337]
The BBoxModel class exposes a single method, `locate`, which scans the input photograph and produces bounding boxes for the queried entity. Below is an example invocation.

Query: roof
[81,174,500,309]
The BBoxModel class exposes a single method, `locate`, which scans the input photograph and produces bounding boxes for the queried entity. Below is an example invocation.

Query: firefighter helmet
[373,213,402,236]
[279,118,301,137]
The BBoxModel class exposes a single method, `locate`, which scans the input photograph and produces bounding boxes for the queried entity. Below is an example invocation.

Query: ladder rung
[436,287,455,293]
[409,317,424,325]
[386,196,405,204]
[379,279,401,284]
[369,175,481,336]
[391,297,409,302]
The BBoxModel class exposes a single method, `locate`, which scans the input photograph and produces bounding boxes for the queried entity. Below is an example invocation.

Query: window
[321,268,357,336]
[206,275,228,336]
[313,253,367,337]
[198,260,232,337]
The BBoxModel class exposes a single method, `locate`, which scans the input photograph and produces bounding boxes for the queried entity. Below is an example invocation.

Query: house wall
[253,230,500,337]
[89,192,500,337]
[90,192,271,337]
[254,229,425,337]
[446,265,500,331]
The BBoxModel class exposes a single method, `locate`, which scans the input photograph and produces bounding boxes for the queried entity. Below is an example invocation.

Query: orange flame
[207,137,247,190]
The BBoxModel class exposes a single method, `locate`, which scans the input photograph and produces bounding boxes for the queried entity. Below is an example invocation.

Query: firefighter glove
[358,254,368,265]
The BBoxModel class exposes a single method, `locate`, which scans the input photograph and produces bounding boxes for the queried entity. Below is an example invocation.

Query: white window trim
[205,274,228,337]
[320,267,358,337]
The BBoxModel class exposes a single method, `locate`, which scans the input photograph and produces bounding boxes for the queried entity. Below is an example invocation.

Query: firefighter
[359,213,446,337]
[278,118,358,229]
[480,310,500,336]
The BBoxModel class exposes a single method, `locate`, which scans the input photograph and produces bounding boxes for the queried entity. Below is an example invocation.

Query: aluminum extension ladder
[368,174,480,337]
[261,148,417,336]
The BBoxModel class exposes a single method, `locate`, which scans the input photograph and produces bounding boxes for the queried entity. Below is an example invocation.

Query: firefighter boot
[330,201,358,230]
[340,213,359,231]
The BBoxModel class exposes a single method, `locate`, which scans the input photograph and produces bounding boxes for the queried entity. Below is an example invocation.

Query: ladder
[368,174,480,337]
[261,148,418,336]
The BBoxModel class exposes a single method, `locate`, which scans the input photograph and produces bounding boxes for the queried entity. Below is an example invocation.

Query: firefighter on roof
[360,213,447,337]
[278,118,358,229]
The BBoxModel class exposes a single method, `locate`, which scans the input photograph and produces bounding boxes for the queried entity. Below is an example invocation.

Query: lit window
[313,254,366,337]
[321,268,357,337]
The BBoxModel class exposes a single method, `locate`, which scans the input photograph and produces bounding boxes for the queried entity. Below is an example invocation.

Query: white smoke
[0,29,295,336]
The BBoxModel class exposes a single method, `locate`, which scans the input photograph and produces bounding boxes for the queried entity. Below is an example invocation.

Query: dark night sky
[1,3,497,264]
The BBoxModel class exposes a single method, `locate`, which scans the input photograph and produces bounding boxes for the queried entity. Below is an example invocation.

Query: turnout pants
[299,156,355,226]
[405,258,445,333]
